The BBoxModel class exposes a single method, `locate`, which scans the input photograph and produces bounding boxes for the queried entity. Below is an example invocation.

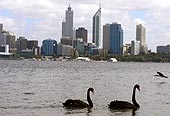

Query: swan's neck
[87,90,93,107]
[132,87,140,108]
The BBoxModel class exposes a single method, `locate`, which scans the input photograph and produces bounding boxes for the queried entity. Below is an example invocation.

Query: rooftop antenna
[68,2,71,10]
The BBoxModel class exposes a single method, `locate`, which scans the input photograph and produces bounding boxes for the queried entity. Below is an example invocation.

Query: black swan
[155,72,168,78]
[63,88,94,108]
[108,84,140,109]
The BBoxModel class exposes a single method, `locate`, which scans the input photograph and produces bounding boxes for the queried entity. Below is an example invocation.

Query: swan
[63,88,94,108]
[108,84,140,109]
[154,72,168,78]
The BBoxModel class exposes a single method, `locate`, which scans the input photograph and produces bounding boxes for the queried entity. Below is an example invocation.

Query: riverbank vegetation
[90,53,170,62]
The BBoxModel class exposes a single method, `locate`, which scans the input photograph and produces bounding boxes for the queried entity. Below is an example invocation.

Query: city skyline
[0,0,170,52]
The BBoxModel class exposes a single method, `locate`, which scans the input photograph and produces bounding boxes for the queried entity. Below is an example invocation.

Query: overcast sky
[0,0,170,52]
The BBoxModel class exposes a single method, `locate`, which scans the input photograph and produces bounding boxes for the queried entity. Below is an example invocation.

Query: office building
[62,5,73,38]
[131,40,140,55]
[42,38,57,56]
[123,44,131,55]
[57,43,74,56]
[103,22,123,54]
[0,45,13,58]
[92,7,101,47]
[16,37,28,53]
[136,24,147,53]
[27,40,38,49]
[0,24,16,53]
[103,24,110,50]
[76,27,88,43]
[157,45,170,53]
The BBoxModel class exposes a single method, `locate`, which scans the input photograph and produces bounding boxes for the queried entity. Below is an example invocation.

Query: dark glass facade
[42,38,57,56]
[110,23,123,54]
[76,27,87,43]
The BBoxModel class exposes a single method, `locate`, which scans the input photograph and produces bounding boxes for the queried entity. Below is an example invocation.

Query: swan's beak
[92,90,94,94]
[138,87,140,91]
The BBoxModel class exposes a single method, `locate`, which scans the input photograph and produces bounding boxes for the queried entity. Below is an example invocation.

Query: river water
[0,60,170,116]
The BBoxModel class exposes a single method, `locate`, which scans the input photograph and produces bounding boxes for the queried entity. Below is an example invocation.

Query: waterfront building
[157,45,170,53]
[0,45,13,58]
[0,24,16,53]
[42,38,57,56]
[57,43,74,56]
[92,7,101,47]
[34,47,41,55]
[131,40,140,55]
[3,31,16,53]
[27,40,38,49]
[103,22,123,54]
[16,37,28,53]
[123,44,131,55]
[76,27,88,43]
[0,45,9,53]
[62,5,73,39]
[136,24,147,53]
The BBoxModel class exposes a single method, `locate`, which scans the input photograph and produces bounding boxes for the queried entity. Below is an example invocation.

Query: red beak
[138,87,140,91]
[92,90,94,94]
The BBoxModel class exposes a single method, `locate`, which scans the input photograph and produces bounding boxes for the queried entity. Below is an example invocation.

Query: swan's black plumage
[63,88,94,108]
[108,84,140,109]
[156,72,168,78]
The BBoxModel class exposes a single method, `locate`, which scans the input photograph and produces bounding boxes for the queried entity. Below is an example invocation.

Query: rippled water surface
[0,60,170,116]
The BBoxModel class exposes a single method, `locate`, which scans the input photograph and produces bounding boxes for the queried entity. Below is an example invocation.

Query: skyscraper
[103,22,123,54]
[62,5,73,39]
[103,24,110,50]
[136,24,147,53]
[76,27,88,43]
[92,7,101,47]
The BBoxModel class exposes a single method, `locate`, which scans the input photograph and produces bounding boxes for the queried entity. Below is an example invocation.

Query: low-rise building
[42,38,57,56]
[157,45,170,53]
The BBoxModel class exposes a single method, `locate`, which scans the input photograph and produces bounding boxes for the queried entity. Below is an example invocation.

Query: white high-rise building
[92,7,101,48]
[136,24,147,53]
[131,40,140,55]
[62,5,73,39]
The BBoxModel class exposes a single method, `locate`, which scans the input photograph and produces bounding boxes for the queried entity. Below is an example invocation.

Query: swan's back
[109,100,138,109]
[63,99,89,108]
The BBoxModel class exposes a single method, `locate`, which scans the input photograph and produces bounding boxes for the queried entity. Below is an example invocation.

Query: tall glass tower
[110,22,123,54]
[103,22,123,54]
[92,7,101,48]
[62,5,73,39]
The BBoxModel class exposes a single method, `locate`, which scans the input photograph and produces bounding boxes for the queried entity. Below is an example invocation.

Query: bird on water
[108,84,140,110]
[155,72,168,78]
[63,88,94,108]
